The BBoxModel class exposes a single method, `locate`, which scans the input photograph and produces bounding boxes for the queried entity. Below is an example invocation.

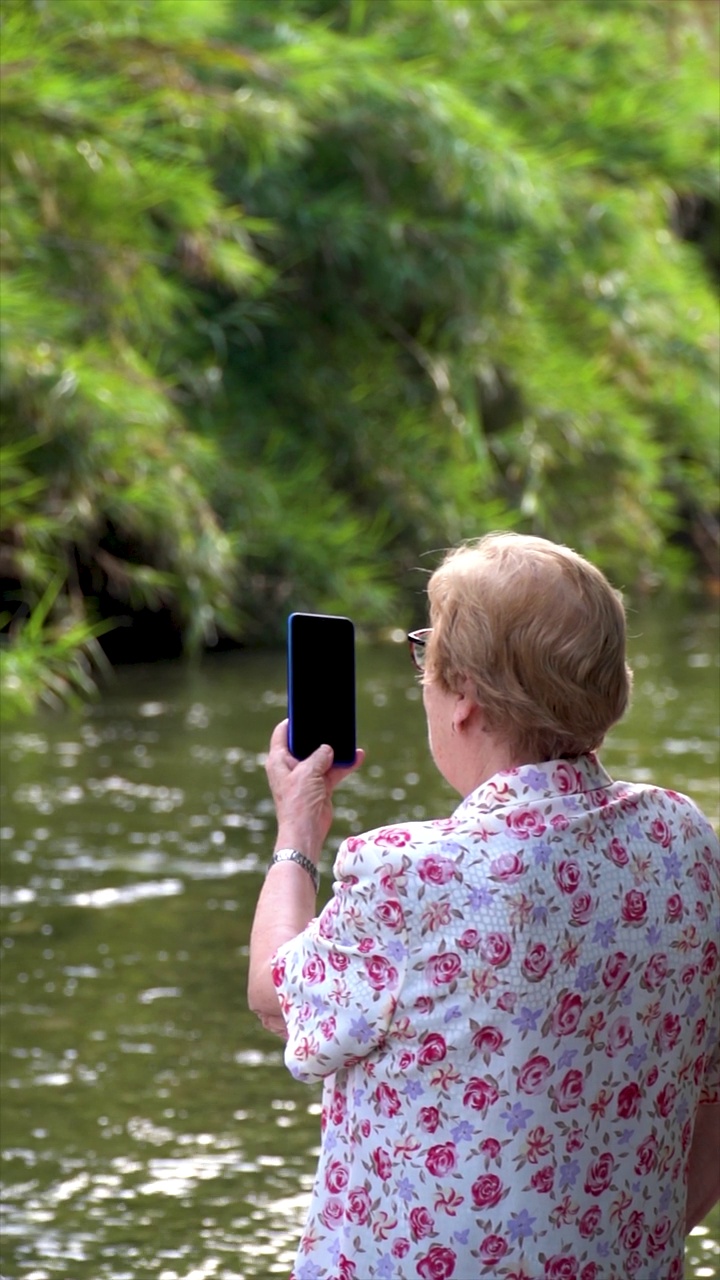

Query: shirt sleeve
[271,837,408,1083]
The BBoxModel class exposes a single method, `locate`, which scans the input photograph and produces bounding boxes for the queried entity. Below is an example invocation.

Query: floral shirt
[272,755,720,1280]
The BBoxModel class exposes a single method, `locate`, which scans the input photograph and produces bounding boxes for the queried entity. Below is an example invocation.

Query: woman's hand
[265,719,364,861]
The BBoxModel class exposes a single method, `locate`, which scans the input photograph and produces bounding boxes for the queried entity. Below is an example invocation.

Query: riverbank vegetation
[1,0,718,715]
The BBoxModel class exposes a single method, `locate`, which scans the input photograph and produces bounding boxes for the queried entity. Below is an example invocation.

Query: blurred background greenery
[1,0,718,717]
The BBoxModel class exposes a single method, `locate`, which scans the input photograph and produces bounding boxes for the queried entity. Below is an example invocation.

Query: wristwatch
[268,847,320,894]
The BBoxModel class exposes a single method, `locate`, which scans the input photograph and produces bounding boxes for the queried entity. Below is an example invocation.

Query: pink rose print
[584,1152,615,1195]
[641,952,668,990]
[328,949,350,972]
[425,952,462,985]
[338,1256,357,1280]
[372,1147,393,1181]
[496,990,517,1013]
[554,1068,584,1111]
[647,1216,672,1257]
[551,813,570,831]
[271,954,286,987]
[616,1082,642,1119]
[693,861,711,892]
[471,1173,504,1208]
[320,1198,344,1229]
[621,890,647,924]
[555,860,581,894]
[479,1235,509,1264]
[551,991,583,1036]
[480,1137,502,1163]
[581,1266,599,1280]
[681,963,698,985]
[544,1256,579,1280]
[409,1206,434,1240]
[552,761,583,793]
[480,932,512,967]
[391,1238,410,1259]
[607,837,629,866]
[416,1245,458,1280]
[565,1126,585,1153]
[375,898,404,928]
[602,951,631,992]
[458,927,480,950]
[620,1211,644,1251]
[489,851,525,880]
[463,1077,500,1113]
[654,1012,681,1051]
[425,1143,457,1176]
[701,939,719,975]
[472,1024,505,1057]
[531,1165,555,1193]
[665,893,683,922]
[506,808,547,838]
[417,1032,448,1067]
[319,1015,336,1039]
[376,827,412,847]
[570,892,594,925]
[522,942,554,981]
[517,1054,553,1095]
[648,818,672,848]
[364,954,398,991]
[415,995,434,1015]
[578,1206,602,1238]
[374,1083,402,1117]
[329,1088,346,1126]
[606,1015,633,1057]
[418,855,456,885]
[418,1106,440,1133]
[345,1186,371,1225]
[655,1082,677,1118]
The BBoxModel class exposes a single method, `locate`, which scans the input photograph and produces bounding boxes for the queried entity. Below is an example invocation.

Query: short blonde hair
[426,532,632,761]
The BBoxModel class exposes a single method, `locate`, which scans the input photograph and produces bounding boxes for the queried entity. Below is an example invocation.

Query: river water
[1,601,718,1280]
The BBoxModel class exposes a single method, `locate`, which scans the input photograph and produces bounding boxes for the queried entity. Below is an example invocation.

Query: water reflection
[1,602,718,1277]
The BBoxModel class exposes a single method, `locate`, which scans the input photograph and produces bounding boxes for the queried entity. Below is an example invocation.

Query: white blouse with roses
[271,754,720,1280]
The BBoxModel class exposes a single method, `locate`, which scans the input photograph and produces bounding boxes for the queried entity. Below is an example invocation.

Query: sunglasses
[407,628,432,673]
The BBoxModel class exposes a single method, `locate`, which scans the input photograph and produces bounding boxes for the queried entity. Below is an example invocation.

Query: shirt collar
[453,753,614,817]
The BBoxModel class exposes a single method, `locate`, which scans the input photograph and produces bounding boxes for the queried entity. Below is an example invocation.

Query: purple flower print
[507,1209,537,1244]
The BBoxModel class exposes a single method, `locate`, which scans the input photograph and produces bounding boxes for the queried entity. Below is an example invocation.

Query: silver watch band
[269,847,320,894]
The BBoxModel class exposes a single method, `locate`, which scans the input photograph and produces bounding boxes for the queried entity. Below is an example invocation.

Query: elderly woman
[248,533,720,1280]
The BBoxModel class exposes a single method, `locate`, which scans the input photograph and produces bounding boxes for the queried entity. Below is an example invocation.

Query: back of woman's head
[426,532,633,761]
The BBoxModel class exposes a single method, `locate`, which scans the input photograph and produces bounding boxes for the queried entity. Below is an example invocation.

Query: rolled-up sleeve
[271,840,408,1082]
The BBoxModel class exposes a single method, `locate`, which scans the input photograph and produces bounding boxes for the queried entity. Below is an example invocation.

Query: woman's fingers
[327,748,366,791]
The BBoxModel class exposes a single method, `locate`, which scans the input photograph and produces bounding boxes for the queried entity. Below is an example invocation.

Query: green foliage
[0,0,718,713]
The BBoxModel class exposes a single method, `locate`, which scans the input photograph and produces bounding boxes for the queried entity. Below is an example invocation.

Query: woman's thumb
[310,743,334,770]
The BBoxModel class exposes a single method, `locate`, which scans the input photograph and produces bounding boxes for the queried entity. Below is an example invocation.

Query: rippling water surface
[1,602,718,1279]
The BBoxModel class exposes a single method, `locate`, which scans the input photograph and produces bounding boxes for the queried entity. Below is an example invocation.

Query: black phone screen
[287,613,356,764]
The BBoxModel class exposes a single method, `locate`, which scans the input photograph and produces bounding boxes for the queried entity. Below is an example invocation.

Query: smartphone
[287,612,356,765]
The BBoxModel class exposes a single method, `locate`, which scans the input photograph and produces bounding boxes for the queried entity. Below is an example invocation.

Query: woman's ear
[452,682,482,733]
